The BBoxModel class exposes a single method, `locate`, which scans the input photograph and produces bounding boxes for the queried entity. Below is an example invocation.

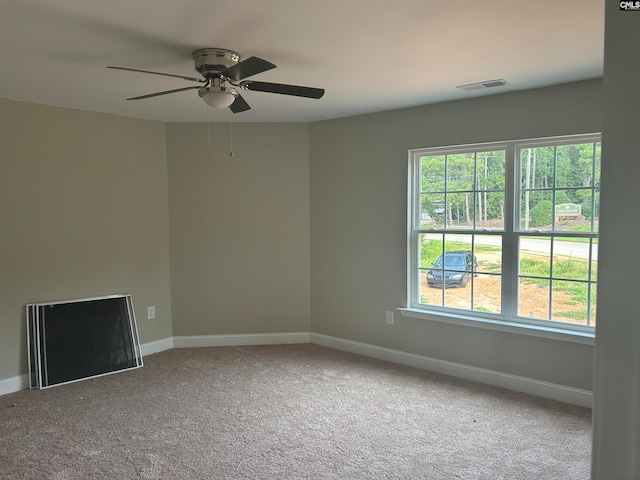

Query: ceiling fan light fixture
[199,87,237,108]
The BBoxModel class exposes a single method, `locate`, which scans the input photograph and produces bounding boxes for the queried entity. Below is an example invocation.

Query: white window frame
[402,133,600,344]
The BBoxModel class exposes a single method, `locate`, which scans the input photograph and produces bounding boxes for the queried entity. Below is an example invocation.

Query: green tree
[530,200,553,227]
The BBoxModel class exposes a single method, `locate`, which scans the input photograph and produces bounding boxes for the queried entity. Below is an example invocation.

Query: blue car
[427,251,478,288]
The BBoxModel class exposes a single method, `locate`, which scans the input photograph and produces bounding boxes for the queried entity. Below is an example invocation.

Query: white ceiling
[0,0,604,123]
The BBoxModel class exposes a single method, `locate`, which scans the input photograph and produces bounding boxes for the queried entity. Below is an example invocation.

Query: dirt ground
[420,250,593,326]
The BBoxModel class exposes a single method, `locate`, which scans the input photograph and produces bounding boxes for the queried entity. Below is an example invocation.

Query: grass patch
[554,310,587,321]
[475,244,501,253]
[520,254,595,281]
[520,253,595,322]
[527,225,598,244]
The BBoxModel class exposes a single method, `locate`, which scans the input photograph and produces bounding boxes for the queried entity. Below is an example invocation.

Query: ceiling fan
[107,48,325,113]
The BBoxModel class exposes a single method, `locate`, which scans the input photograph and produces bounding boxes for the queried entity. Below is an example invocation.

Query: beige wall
[166,122,311,336]
[309,79,602,391]
[0,99,173,380]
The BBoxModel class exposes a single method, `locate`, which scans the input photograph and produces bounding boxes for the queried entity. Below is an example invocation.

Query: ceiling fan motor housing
[192,48,240,77]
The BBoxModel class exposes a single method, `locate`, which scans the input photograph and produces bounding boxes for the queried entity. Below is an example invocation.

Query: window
[407,134,600,334]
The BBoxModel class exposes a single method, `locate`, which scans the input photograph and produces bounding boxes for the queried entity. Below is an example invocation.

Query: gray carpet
[0,344,591,479]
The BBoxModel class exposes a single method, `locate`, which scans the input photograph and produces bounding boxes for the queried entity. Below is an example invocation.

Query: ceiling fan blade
[107,66,205,83]
[241,81,325,99]
[222,56,276,81]
[126,85,202,100]
[229,94,251,113]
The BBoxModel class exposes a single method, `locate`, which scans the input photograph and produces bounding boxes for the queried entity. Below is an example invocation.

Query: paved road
[442,234,597,260]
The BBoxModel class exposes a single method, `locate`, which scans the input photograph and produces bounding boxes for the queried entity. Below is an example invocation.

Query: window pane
[421,283,475,310]
[520,237,551,277]
[551,280,590,325]
[519,237,551,319]
[443,234,473,262]
[555,144,596,188]
[594,143,601,187]
[520,190,553,231]
[554,189,592,232]
[521,146,555,191]
[421,281,442,305]
[419,233,442,302]
[475,234,502,267]
[419,233,444,269]
[421,155,445,193]
[473,234,502,315]
[552,237,592,281]
[591,188,600,233]
[444,283,472,309]
[473,274,501,314]
[445,192,476,229]
[418,233,443,269]
[590,241,598,281]
[589,284,597,327]
[476,150,505,229]
[447,153,475,192]
[478,151,506,191]
[478,191,505,230]
[519,278,550,320]
[420,193,445,228]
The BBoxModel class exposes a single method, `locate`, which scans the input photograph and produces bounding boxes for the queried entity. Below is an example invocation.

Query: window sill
[398,308,595,345]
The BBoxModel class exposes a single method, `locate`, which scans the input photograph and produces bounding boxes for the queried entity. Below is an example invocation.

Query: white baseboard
[173,332,311,348]
[140,337,174,356]
[0,374,28,397]
[1,332,592,407]
[310,333,593,408]
[0,338,174,396]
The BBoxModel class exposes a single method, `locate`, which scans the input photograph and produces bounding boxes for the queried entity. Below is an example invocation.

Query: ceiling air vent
[456,79,509,91]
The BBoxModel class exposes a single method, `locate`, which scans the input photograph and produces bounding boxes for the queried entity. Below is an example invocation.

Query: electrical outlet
[386,311,395,325]
[147,306,156,320]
